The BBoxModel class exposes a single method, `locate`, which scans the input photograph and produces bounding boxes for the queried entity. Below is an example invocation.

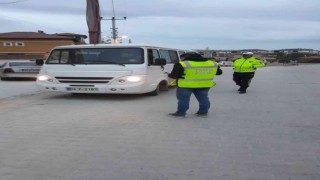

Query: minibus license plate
[66,87,98,91]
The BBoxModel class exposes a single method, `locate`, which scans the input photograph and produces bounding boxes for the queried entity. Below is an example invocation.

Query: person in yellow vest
[168,53,222,118]
[233,52,265,94]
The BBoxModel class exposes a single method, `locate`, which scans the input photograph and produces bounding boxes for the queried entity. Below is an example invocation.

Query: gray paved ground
[0,65,319,180]
[0,80,39,99]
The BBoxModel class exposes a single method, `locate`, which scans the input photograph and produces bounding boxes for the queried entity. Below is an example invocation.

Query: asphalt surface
[0,79,39,99]
[0,64,319,180]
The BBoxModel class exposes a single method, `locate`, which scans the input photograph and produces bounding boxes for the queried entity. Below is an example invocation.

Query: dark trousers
[233,72,255,91]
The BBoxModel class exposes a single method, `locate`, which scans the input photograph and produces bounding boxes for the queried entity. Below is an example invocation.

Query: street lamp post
[100,16,126,44]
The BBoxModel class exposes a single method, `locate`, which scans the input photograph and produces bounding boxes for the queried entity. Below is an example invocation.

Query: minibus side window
[159,49,179,64]
[46,50,61,64]
[159,50,171,63]
[147,49,160,65]
[60,51,70,64]
[178,51,186,57]
[169,50,179,63]
[47,50,71,64]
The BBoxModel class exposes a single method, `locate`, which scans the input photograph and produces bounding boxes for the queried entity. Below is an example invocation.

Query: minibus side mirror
[154,58,166,66]
[36,59,44,66]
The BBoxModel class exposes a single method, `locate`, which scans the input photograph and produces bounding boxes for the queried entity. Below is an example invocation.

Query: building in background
[0,31,87,61]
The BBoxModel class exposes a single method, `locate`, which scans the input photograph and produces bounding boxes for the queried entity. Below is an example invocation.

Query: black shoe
[195,113,208,118]
[239,90,246,94]
[168,113,185,118]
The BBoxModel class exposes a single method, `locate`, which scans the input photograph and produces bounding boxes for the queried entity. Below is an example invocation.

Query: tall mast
[101,16,126,44]
[100,0,126,44]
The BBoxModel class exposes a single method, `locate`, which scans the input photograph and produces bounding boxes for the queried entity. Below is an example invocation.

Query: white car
[219,61,233,67]
[0,60,42,80]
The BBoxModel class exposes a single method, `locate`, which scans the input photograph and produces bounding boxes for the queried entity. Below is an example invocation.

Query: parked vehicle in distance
[289,60,298,65]
[219,61,233,67]
[0,60,42,80]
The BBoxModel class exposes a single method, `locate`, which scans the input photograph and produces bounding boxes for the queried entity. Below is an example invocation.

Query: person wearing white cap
[232,52,265,94]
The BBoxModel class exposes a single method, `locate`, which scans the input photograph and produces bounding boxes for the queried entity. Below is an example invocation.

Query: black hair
[181,53,207,61]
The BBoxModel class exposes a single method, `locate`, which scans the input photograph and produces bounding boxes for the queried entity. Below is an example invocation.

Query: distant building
[54,33,87,44]
[278,48,319,54]
[298,56,320,63]
[0,31,87,60]
[192,48,319,63]
[197,49,277,61]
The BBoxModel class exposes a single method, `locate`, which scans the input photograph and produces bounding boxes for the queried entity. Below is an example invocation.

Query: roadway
[0,64,319,180]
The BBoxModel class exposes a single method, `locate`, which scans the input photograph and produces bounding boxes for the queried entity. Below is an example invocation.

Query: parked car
[0,60,42,80]
[289,60,299,65]
[219,61,233,67]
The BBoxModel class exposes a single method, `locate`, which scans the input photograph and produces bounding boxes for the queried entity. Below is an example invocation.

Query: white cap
[242,52,254,55]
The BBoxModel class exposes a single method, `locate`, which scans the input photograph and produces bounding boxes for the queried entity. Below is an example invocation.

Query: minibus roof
[52,44,186,50]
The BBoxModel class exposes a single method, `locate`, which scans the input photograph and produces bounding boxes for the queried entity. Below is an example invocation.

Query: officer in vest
[168,53,222,118]
[233,52,265,94]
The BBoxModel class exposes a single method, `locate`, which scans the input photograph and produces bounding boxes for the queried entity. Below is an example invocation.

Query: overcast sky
[0,0,320,50]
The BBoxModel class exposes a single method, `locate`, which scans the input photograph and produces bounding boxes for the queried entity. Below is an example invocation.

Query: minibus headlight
[116,75,145,84]
[37,75,54,82]
[126,76,142,82]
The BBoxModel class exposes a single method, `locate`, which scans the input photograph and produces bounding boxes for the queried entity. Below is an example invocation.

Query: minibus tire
[148,84,160,96]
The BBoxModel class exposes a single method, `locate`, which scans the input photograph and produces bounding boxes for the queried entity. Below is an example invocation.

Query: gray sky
[0,0,320,50]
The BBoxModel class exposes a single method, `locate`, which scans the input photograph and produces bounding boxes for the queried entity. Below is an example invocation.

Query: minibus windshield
[46,48,144,65]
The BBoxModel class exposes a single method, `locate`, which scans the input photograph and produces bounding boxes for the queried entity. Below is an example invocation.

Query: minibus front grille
[55,76,113,84]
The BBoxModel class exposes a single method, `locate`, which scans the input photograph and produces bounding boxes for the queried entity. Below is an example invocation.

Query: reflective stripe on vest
[178,60,218,88]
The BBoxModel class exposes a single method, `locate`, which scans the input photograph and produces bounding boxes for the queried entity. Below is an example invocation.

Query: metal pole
[111,17,117,44]
[101,17,126,44]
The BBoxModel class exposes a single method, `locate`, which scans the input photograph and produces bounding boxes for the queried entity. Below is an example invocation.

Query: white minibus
[36,44,189,95]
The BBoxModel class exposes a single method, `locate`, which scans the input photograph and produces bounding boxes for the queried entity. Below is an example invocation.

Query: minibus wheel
[148,84,160,96]
[148,81,168,96]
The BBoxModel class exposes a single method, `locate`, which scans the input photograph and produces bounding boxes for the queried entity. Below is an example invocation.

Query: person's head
[180,53,205,61]
[180,53,189,61]
[242,52,254,58]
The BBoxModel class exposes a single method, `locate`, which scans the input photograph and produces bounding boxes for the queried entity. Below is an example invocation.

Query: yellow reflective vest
[233,57,265,73]
[178,60,218,88]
